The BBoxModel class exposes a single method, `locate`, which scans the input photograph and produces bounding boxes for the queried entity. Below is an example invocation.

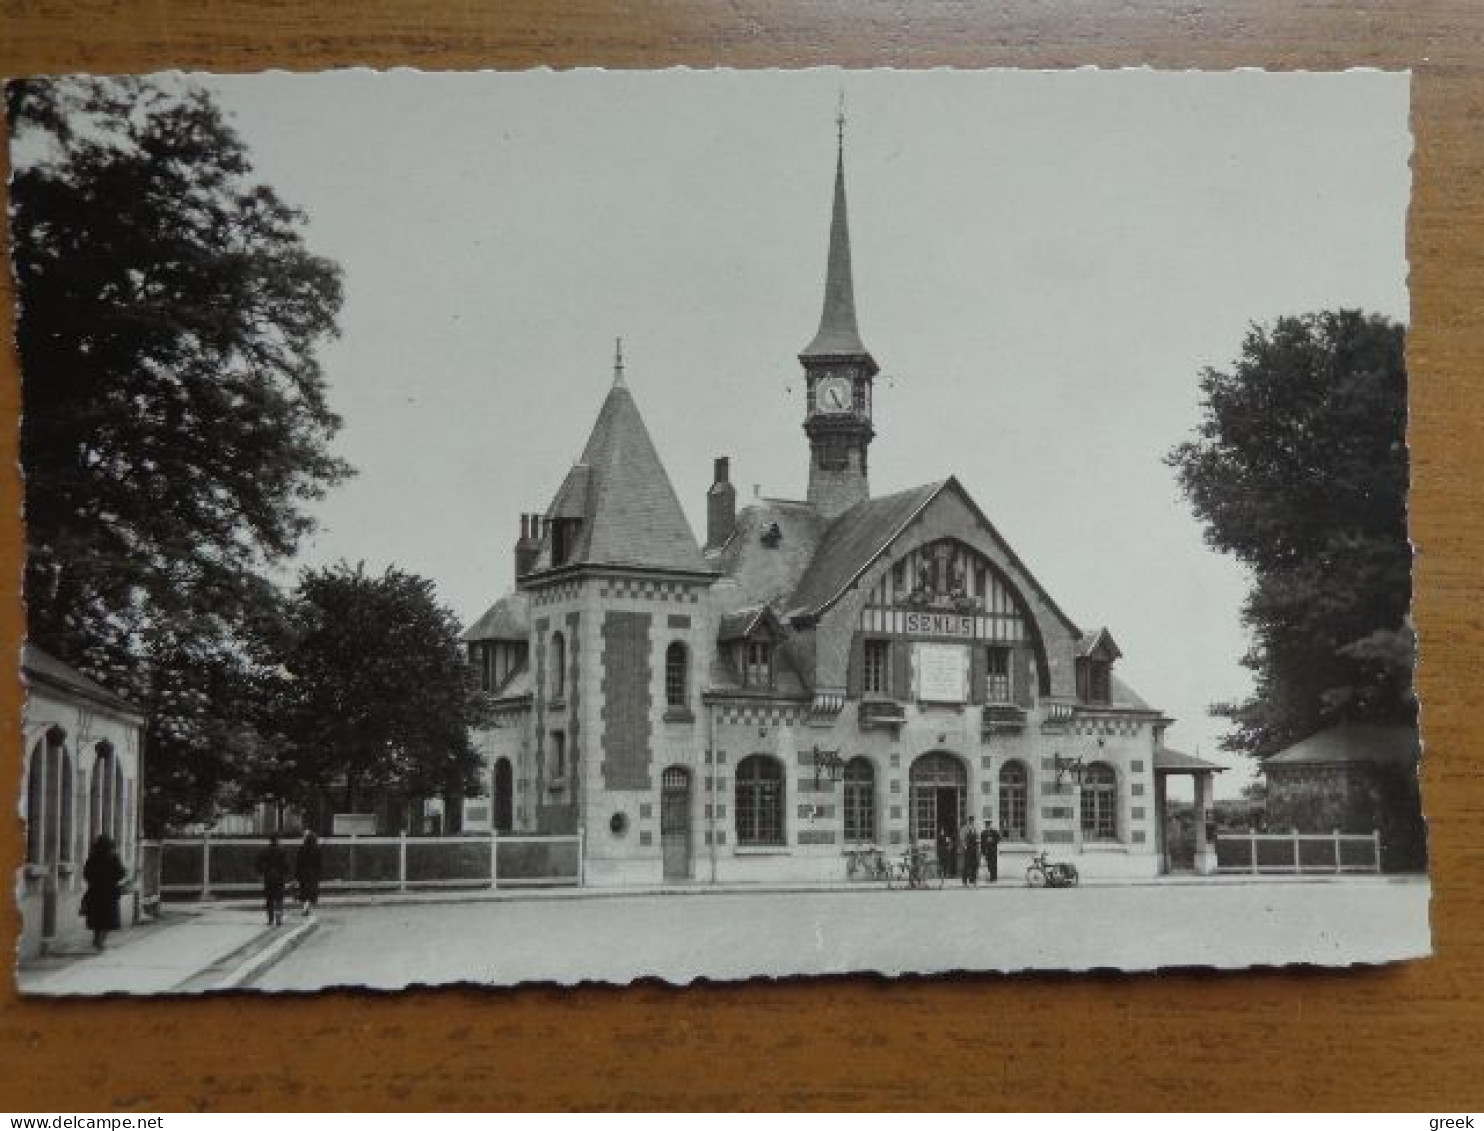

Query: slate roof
[784,481,946,616]
[22,643,142,718]
[536,379,709,576]
[1108,673,1155,712]
[1078,628,1123,660]
[717,604,783,642]
[800,146,876,367]
[1263,723,1421,768]
[706,639,812,699]
[1154,747,1226,773]
[710,498,829,611]
[546,465,590,519]
[461,592,530,642]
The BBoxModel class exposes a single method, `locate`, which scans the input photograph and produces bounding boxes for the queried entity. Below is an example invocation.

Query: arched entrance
[493,758,514,833]
[909,751,968,846]
[661,765,692,881]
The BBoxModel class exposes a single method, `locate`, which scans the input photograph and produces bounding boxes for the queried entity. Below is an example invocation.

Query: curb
[214,917,320,990]
[193,872,1424,914]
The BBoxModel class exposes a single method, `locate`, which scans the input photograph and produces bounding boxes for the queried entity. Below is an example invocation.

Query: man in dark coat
[935,824,954,880]
[257,835,289,926]
[960,816,980,885]
[82,835,126,950]
[980,821,1003,883]
[295,830,322,917]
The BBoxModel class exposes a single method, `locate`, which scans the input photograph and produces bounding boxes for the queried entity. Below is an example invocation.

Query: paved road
[252,879,1431,991]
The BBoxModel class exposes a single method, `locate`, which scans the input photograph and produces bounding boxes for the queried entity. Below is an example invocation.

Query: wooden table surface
[2,1,1482,1112]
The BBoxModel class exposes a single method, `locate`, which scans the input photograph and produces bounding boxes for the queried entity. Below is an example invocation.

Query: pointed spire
[801,103,872,362]
[613,337,625,386]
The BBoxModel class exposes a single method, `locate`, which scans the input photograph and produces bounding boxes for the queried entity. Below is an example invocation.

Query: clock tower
[801,115,879,519]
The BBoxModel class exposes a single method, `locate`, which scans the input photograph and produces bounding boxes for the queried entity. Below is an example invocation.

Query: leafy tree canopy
[262,563,491,820]
[9,76,352,828]
[1167,310,1413,758]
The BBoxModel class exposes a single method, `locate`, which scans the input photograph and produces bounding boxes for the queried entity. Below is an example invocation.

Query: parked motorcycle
[1024,850,1079,888]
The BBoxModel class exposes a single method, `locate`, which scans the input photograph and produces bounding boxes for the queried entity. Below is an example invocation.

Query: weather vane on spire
[613,337,625,386]
[836,89,846,151]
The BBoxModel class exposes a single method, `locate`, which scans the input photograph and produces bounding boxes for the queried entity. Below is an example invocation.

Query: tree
[266,563,490,828]
[1167,311,1413,758]
[8,77,352,828]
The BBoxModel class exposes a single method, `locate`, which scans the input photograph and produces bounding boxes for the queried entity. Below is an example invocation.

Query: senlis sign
[903,611,973,638]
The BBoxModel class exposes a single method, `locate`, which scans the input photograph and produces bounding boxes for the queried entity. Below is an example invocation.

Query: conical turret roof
[542,374,710,575]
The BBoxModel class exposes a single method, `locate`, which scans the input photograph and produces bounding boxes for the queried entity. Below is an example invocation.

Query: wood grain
[2,1,1482,1111]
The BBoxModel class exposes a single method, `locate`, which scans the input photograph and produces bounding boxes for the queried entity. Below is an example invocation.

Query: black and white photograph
[10,67,1425,993]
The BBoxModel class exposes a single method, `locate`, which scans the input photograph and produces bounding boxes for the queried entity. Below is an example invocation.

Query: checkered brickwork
[713,704,807,727]
[598,579,703,603]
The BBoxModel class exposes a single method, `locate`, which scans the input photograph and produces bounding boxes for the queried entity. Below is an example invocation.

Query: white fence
[159,831,585,898]
[1214,829,1382,875]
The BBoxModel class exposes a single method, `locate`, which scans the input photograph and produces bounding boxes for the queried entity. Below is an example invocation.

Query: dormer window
[718,605,783,693]
[1075,628,1122,707]
[743,640,773,688]
[551,518,580,566]
[1076,657,1112,705]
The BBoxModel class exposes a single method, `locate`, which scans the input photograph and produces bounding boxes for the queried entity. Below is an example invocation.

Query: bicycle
[845,846,890,882]
[886,846,946,890]
[1024,849,1079,888]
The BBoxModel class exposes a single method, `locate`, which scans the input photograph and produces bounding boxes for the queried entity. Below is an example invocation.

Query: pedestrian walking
[960,816,980,885]
[81,835,127,950]
[295,830,322,917]
[257,834,289,926]
[980,821,1002,884]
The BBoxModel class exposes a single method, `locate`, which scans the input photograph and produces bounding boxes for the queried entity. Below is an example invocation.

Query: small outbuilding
[1261,723,1425,872]
[20,644,147,957]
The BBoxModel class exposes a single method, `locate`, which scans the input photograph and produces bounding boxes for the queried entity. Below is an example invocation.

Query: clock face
[817,375,852,414]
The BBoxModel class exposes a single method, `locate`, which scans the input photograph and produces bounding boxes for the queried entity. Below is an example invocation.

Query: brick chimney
[706,457,737,552]
[515,514,540,578]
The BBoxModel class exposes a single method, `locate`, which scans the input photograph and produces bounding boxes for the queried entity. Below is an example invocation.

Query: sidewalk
[16,905,317,996]
[200,868,1422,913]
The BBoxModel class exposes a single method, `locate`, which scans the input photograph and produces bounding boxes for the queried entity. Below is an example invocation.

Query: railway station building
[462,133,1186,884]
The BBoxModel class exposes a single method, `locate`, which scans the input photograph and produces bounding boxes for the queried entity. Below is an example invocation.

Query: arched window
[842,757,876,844]
[549,632,566,700]
[25,738,45,865]
[998,760,1029,841]
[1080,762,1117,841]
[735,755,784,847]
[665,642,688,709]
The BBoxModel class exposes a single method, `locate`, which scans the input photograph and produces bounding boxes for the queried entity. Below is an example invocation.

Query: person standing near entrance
[960,816,980,885]
[295,830,322,917]
[936,824,954,880]
[980,821,1002,884]
[256,835,289,926]
[82,835,127,950]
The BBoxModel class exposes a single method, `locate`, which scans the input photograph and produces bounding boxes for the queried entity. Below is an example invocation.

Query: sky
[200,68,1411,797]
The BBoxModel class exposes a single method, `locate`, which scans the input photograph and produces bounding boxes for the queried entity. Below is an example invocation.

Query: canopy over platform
[1153,747,1225,876]
[1154,747,1226,775]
